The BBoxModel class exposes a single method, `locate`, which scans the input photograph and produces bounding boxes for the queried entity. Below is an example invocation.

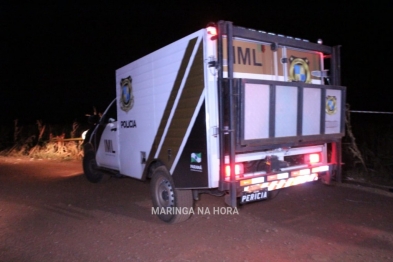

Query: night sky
[1,2,391,125]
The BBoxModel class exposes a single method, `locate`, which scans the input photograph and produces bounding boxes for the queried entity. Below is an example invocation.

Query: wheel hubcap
[157,178,174,208]
[161,191,169,201]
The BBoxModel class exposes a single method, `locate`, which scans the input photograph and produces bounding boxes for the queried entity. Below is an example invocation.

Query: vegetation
[343,104,393,186]
[0,119,87,160]
[1,105,392,186]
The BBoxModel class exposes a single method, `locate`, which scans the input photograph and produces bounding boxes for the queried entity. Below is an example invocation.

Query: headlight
[81,130,88,140]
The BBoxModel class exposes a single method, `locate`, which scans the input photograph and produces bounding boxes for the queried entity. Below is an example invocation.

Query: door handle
[111,127,117,131]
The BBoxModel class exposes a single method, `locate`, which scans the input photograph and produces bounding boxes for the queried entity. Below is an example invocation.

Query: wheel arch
[143,159,166,181]
[83,142,95,155]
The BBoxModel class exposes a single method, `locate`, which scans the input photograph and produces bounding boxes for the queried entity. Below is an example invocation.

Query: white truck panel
[115,30,205,179]
[325,89,342,134]
[244,83,270,140]
[303,88,322,135]
[275,85,298,137]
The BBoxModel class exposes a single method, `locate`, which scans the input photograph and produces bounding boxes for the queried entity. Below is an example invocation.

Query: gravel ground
[1,156,393,261]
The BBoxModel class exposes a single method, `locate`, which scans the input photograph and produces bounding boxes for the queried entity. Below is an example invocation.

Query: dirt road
[1,156,393,261]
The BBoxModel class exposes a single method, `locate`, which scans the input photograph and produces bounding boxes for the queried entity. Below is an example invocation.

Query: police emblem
[289,56,311,83]
[120,76,134,112]
[325,96,337,115]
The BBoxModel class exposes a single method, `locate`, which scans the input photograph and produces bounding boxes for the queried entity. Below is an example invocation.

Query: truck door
[95,99,120,170]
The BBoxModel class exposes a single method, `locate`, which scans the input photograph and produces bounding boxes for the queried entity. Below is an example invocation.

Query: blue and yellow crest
[325,96,337,115]
[289,56,311,83]
[120,76,134,113]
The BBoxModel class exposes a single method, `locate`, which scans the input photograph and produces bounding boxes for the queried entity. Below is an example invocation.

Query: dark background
[1,2,392,125]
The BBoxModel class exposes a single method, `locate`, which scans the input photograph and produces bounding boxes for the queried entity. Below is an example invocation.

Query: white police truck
[83,21,346,223]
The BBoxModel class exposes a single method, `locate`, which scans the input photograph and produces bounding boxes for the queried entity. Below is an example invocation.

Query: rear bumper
[224,164,333,201]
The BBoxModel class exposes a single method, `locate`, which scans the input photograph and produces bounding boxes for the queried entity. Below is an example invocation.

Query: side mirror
[88,115,100,125]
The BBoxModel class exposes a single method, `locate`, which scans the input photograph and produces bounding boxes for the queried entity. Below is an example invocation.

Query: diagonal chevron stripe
[142,36,203,179]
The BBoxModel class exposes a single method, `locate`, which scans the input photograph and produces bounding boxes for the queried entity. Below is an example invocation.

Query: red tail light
[225,163,244,181]
[305,153,320,164]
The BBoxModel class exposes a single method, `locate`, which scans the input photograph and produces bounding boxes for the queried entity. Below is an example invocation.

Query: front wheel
[150,166,193,224]
[83,151,104,183]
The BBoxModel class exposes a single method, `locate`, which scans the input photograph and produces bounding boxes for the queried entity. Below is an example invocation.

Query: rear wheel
[83,151,103,183]
[150,166,193,224]
[320,171,332,185]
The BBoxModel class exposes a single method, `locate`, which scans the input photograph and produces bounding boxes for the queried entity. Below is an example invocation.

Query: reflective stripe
[243,173,318,192]
[312,165,329,172]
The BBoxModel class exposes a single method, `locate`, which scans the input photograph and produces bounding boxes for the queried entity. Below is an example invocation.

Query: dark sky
[1,2,392,125]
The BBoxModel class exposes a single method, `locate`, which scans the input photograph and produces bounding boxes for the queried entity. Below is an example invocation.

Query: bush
[343,105,393,186]
[0,119,87,160]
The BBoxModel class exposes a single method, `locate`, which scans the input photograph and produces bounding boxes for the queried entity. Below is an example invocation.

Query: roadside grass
[0,120,86,161]
[1,107,392,186]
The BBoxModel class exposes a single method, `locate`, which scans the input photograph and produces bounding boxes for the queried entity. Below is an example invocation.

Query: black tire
[150,166,193,224]
[83,151,103,183]
[267,189,280,199]
[320,171,332,185]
